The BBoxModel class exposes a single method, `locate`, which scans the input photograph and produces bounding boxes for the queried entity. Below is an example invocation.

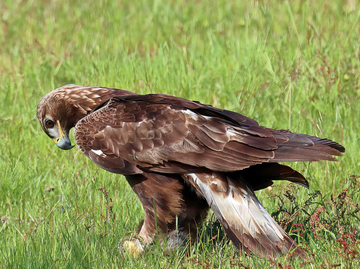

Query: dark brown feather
[126,172,209,245]
[238,163,309,190]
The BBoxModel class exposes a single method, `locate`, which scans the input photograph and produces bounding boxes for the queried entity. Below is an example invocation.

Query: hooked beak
[52,121,75,150]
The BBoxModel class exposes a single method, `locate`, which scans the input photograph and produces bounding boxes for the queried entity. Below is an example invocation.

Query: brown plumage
[37,84,345,258]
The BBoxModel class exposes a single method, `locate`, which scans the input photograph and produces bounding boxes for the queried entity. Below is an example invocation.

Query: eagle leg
[125,173,209,251]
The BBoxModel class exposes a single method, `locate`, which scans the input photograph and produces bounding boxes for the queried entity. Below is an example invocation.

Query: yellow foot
[122,238,144,258]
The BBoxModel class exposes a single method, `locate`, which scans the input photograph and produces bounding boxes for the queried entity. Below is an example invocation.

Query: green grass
[1,0,359,267]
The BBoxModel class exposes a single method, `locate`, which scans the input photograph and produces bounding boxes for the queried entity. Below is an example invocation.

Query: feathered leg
[125,173,209,251]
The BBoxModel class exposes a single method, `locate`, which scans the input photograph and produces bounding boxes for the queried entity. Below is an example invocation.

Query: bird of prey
[37,85,345,258]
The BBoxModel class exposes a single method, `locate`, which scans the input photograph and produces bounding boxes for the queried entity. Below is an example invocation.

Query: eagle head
[36,84,134,150]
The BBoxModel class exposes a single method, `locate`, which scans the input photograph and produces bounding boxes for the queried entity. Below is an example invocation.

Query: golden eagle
[37,85,344,258]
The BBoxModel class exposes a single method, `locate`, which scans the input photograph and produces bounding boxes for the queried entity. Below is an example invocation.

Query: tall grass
[0,0,359,267]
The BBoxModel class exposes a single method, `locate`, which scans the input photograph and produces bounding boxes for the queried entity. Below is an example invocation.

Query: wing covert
[74,95,278,174]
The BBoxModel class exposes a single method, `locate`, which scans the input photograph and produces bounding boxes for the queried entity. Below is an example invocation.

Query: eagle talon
[120,238,144,258]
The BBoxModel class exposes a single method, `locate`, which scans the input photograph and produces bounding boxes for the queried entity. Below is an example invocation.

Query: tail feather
[270,131,344,162]
[272,145,341,162]
[186,172,307,258]
[303,135,345,153]
[239,163,309,190]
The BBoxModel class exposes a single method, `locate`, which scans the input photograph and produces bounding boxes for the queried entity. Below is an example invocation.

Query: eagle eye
[45,119,55,128]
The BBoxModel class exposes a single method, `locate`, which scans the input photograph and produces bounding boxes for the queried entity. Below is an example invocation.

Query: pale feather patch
[91,149,106,156]
[48,127,59,138]
[182,109,215,121]
[188,173,294,256]
[182,110,199,120]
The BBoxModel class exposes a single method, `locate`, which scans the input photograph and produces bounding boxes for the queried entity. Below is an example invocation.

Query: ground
[0,0,359,267]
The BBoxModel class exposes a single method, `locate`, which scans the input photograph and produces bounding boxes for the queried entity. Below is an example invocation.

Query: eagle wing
[75,93,343,175]
[74,94,283,175]
[186,171,311,258]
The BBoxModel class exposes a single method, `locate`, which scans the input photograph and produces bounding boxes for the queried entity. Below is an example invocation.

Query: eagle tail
[187,172,307,258]
[271,131,345,162]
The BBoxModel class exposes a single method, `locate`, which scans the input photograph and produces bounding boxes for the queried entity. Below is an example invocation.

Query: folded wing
[75,94,344,175]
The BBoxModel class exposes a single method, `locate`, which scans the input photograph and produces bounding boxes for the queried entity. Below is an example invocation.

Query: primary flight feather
[37,84,345,258]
